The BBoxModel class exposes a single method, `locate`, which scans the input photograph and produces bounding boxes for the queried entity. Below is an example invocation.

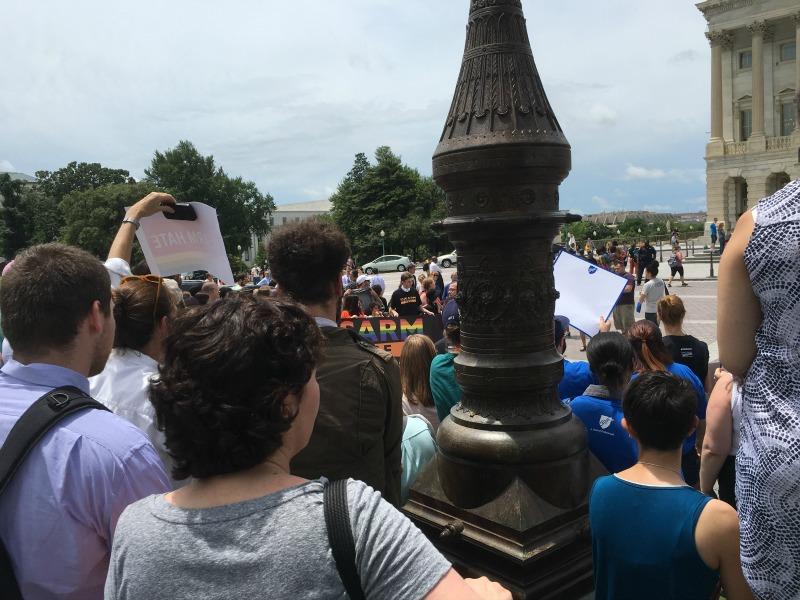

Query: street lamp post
[380,229,385,256]
[405,2,598,597]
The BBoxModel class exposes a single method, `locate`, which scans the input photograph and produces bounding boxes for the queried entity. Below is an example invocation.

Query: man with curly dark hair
[268,218,403,506]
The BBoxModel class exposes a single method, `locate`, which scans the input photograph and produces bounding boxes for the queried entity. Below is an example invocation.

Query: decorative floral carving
[705,30,733,49]
[747,20,773,41]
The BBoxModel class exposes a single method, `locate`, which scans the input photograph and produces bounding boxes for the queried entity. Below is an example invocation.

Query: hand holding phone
[128,192,176,220]
[164,203,198,221]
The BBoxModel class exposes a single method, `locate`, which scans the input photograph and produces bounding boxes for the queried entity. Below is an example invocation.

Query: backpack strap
[323,479,365,600]
[0,385,109,599]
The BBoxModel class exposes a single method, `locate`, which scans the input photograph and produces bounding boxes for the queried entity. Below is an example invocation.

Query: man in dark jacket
[268,219,403,506]
[637,240,657,285]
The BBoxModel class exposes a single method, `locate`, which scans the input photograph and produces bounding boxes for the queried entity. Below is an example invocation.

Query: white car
[438,251,457,268]
[361,255,412,274]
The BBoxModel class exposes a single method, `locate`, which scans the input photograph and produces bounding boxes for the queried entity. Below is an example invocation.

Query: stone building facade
[697,0,800,231]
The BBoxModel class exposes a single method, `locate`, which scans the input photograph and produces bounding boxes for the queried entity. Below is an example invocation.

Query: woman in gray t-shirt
[105,295,508,600]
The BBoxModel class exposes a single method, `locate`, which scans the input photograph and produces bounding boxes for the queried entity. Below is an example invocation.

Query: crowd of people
[0,182,797,599]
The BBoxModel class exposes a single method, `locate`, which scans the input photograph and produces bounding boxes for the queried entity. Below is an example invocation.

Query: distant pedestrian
[709,217,718,250]
[636,241,657,285]
[718,222,727,253]
[667,244,686,287]
[611,259,635,333]
[638,261,666,325]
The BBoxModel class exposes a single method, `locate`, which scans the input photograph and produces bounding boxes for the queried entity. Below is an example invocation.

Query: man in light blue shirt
[0,243,170,599]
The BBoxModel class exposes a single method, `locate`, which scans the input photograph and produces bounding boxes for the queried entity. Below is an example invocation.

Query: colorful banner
[133,202,235,284]
[340,316,444,357]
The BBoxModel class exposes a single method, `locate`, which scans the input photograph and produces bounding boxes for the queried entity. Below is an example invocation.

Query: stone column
[707,31,726,140]
[794,13,800,132]
[748,21,771,146]
[706,31,732,156]
[746,173,770,209]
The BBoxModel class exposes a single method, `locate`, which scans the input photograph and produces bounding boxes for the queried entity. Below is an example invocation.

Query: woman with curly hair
[625,320,707,488]
[105,296,509,600]
[90,275,180,483]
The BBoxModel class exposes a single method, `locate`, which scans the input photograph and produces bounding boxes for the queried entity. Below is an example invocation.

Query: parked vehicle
[361,255,412,274]
[438,250,457,268]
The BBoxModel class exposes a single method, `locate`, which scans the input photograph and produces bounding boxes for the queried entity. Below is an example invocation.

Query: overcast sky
[1,1,711,214]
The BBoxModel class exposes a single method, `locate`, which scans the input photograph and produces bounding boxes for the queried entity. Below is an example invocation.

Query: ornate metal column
[404,2,603,597]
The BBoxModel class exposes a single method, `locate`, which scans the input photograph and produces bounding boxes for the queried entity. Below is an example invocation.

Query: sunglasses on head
[120,275,167,321]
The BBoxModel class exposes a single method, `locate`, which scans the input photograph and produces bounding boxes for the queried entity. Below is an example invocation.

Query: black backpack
[0,387,109,599]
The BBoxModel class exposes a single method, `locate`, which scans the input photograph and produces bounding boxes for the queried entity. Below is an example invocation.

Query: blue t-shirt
[710,222,717,236]
[558,359,597,402]
[632,363,707,455]
[590,475,719,600]
[569,391,638,473]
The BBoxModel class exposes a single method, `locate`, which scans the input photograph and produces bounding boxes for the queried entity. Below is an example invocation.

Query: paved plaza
[562,279,720,363]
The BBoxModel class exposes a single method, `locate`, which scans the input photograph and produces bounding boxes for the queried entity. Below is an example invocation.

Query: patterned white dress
[737,180,800,598]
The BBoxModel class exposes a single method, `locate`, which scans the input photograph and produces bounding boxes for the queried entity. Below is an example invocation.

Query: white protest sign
[554,251,627,337]
[134,202,235,284]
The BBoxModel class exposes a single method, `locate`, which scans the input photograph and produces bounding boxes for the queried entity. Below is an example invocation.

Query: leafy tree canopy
[61,181,152,259]
[329,147,446,262]
[0,174,29,257]
[36,161,135,202]
[145,141,274,254]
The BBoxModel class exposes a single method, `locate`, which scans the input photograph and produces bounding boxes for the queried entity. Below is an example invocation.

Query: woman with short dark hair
[105,296,509,600]
[625,320,707,488]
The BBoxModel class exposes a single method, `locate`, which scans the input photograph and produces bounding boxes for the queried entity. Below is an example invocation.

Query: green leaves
[329,147,446,262]
[145,141,275,254]
[60,181,154,259]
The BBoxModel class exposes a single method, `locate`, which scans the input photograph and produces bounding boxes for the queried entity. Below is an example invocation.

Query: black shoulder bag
[324,479,366,600]
[0,386,109,600]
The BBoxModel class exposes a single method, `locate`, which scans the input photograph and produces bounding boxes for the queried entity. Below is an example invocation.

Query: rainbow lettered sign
[134,202,234,284]
[340,316,444,357]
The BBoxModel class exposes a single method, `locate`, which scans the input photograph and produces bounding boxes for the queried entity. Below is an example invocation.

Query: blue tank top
[589,475,719,599]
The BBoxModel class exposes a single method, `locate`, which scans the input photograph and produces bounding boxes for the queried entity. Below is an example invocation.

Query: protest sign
[133,202,234,284]
[554,251,627,337]
[340,316,444,357]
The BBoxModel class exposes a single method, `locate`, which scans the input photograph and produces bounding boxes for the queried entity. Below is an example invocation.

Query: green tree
[60,182,152,258]
[254,243,268,268]
[562,221,615,245]
[36,161,135,201]
[18,187,61,245]
[145,141,274,254]
[16,161,138,248]
[330,148,446,262]
[0,174,32,257]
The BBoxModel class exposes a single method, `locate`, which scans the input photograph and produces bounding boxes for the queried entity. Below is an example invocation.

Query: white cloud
[686,196,707,209]
[624,164,705,183]
[299,185,336,200]
[643,204,673,212]
[0,160,16,172]
[670,49,700,63]
[587,104,618,126]
[624,164,667,180]
[592,195,619,211]
[0,0,711,215]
